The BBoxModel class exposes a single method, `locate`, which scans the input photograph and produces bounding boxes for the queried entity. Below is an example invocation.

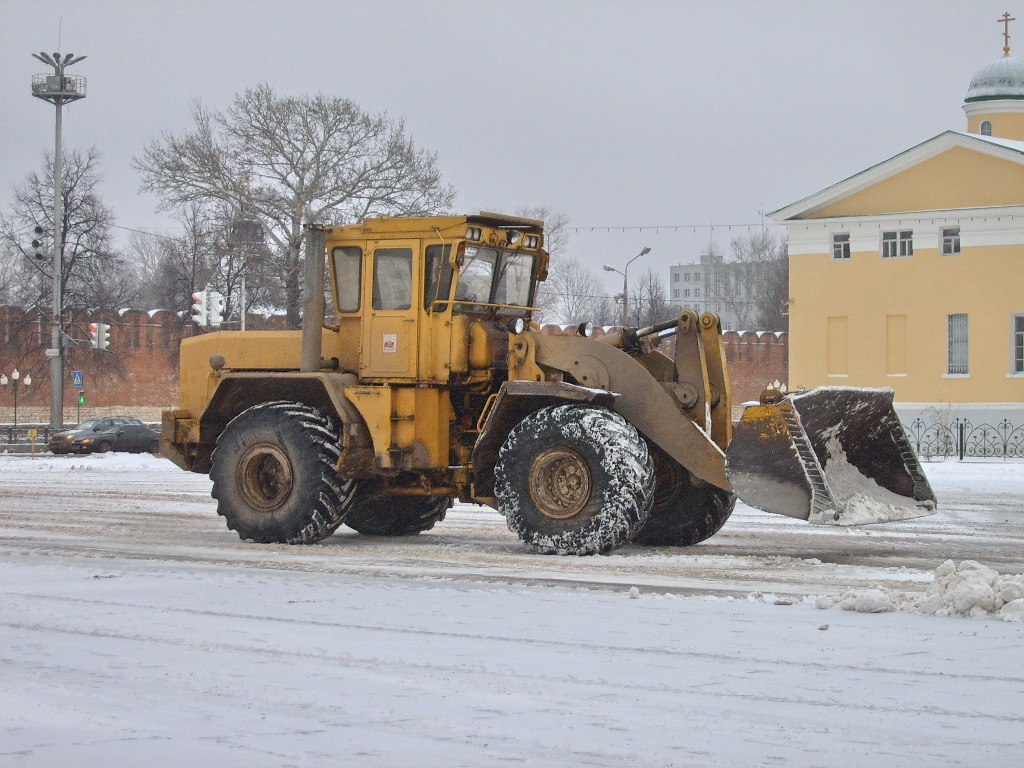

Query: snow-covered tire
[632,446,736,546]
[210,401,353,544]
[494,404,654,555]
[344,491,452,536]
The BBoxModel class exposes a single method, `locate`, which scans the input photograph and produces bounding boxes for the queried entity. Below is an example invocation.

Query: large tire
[344,490,452,536]
[632,446,736,546]
[210,401,352,544]
[494,404,654,555]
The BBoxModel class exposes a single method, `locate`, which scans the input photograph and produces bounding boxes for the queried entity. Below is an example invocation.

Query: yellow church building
[772,30,1024,410]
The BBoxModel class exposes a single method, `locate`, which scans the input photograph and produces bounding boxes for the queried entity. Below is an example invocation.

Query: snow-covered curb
[0,453,173,472]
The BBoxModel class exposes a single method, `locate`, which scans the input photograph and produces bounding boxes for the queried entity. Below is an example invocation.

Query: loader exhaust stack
[726,387,936,525]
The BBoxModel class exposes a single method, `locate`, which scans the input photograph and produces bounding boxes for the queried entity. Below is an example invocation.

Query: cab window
[332,246,362,312]
[454,246,496,308]
[494,252,534,314]
[372,248,412,310]
[424,244,453,309]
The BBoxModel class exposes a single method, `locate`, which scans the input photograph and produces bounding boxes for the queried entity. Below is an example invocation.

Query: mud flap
[725,387,936,525]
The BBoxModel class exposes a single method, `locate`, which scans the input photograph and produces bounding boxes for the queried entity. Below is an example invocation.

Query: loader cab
[326,213,547,384]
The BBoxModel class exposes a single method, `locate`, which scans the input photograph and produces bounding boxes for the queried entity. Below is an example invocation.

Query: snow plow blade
[725,387,936,525]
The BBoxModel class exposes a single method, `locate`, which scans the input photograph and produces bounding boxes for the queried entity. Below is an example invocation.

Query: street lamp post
[604,246,651,327]
[31,50,87,431]
[1,369,33,429]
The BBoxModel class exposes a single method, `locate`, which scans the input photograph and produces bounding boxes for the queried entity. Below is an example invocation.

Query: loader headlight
[577,322,594,337]
[466,226,482,241]
[506,229,522,245]
[524,234,539,249]
[507,317,526,334]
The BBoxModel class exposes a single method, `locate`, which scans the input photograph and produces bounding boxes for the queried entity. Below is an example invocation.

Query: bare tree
[0,148,134,316]
[544,257,610,324]
[629,268,673,328]
[730,230,789,331]
[134,84,455,327]
[513,206,571,323]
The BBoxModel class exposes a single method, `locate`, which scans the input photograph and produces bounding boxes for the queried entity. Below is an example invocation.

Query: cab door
[360,241,419,379]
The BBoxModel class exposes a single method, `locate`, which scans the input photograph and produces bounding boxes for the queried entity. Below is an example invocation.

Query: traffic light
[32,225,46,260]
[191,290,208,327]
[96,323,110,350]
[88,322,110,350]
[78,391,85,405]
[208,291,225,327]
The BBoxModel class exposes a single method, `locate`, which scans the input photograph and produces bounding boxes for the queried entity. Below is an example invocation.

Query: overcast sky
[1,0,1018,294]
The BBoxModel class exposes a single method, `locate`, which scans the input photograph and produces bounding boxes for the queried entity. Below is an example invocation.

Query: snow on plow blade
[725,387,936,525]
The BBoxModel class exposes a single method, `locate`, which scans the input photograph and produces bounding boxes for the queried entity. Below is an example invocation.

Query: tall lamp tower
[31,51,87,430]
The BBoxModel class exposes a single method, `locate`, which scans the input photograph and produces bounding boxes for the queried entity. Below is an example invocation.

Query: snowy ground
[1,454,1023,767]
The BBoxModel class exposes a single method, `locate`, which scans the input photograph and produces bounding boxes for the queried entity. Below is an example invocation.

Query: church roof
[965,55,1024,101]
[769,130,1024,220]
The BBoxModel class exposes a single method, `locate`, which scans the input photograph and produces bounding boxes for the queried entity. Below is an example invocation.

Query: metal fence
[902,417,1024,460]
[2,419,1022,460]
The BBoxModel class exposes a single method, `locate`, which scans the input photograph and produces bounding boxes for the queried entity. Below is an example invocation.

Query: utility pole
[31,50,87,430]
[604,247,651,327]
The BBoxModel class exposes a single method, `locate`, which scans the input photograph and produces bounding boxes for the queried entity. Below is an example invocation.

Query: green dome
[965,56,1024,102]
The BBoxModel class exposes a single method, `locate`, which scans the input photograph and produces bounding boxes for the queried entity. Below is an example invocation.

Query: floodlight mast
[31,51,87,430]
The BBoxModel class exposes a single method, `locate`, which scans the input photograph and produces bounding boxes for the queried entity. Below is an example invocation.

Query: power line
[110,224,177,242]
[570,222,786,234]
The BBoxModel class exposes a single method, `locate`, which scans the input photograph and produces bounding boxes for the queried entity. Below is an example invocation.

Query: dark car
[49,417,161,455]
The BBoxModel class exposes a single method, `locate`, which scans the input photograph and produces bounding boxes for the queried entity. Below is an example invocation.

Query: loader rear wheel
[210,401,353,544]
[632,447,736,546]
[494,404,654,555]
[344,490,452,536]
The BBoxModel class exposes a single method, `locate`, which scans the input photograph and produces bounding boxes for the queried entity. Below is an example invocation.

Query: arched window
[981,120,993,136]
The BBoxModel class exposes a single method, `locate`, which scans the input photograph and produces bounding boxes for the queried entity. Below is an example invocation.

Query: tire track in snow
[5,617,1023,726]
[6,591,1024,688]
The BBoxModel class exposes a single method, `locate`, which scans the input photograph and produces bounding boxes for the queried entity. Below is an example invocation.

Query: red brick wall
[1,308,788,420]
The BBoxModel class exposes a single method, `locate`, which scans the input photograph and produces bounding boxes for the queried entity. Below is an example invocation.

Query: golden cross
[999,11,1016,56]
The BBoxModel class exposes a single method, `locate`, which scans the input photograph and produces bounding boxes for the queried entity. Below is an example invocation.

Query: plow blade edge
[725,387,936,525]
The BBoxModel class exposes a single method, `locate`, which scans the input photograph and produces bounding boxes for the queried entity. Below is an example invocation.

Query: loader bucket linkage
[725,387,936,525]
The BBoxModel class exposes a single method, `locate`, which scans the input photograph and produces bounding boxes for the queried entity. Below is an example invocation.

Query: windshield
[454,246,496,306]
[454,246,534,314]
[493,251,534,314]
[76,419,98,431]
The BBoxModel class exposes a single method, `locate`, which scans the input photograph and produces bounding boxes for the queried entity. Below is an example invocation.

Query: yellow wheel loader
[162,213,936,555]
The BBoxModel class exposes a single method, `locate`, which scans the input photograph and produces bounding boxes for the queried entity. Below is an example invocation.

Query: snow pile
[817,559,1024,621]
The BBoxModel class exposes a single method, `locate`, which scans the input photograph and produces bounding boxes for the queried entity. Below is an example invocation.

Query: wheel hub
[238,443,293,512]
[529,448,592,519]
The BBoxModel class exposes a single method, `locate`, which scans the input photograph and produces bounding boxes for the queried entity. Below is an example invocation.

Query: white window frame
[946,313,969,376]
[832,233,851,260]
[941,226,961,255]
[1012,314,1024,375]
[882,230,913,258]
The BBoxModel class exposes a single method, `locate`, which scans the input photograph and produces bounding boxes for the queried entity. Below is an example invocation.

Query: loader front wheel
[632,447,736,546]
[210,401,352,544]
[494,405,654,555]
[344,490,452,536]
